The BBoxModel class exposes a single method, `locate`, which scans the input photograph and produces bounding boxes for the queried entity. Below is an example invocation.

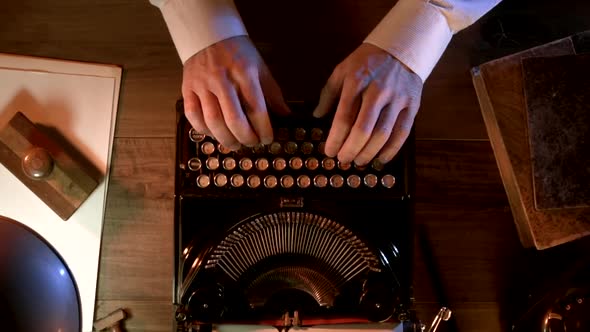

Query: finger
[182,89,212,137]
[240,71,276,144]
[323,77,363,158]
[377,100,418,164]
[353,100,402,166]
[259,66,291,117]
[213,79,259,147]
[337,84,389,164]
[313,70,342,118]
[200,90,241,150]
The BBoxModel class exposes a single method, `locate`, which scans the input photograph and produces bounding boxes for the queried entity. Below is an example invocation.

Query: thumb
[259,68,291,116]
[313,74,341,118]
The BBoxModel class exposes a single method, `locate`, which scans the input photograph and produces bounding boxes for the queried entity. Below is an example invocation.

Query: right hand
[182,35,290,150]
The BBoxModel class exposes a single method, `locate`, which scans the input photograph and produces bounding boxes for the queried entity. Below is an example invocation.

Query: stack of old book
[471,30,590,250]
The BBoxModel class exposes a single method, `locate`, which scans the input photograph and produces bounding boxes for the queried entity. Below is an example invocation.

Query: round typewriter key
[318,142,326,155]
[280,175,295,188]
[301,142,314,155]
[294,128,306,140]
[239,158,253,171]
[196,174,210,188]
[206,157,220,170]
[364,174,378,188]
[218,143,232,154]
[255,158,269,171]
[314,174,328,188]
[347,174,362,188]
[289,157,303,170]
[230,174,244,187]
[201,142,216,155]
[269,142,282,155]
[277,128,289,140]
[214,173,227,187]
[311,128,324,140]
[338,160,352,171]
[297,175,311,188]
[253,143,266,154]
[247,175,261,188]
[381,174,396,188]
[222,157,236,170]
[273,157,287,171]
[371,159,385,171]
[330,174,344,188]
[322,158,336,170]
[189,128,206,142]
[264,175,278,188]
[187,158,202,171]
[284,141,298,154]
[305,157,319,170]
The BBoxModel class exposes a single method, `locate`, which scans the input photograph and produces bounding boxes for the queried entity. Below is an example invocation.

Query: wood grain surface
[2,0,590,331]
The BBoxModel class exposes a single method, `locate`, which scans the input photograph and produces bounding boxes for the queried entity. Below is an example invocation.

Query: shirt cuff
[155,0,248,64]
[363,0,453,82]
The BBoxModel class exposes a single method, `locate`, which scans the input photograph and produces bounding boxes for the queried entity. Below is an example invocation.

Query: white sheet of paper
[0,53,121,332]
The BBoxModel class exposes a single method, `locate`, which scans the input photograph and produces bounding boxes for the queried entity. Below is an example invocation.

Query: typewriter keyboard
[178,123,409,196]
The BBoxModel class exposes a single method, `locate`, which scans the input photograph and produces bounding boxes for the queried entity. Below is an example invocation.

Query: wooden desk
[2,1,589,331]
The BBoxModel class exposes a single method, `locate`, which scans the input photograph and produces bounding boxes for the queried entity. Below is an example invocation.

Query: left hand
[313,43,423,166]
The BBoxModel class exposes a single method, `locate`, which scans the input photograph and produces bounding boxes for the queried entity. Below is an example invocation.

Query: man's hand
[313,43,423,166]
[182,35,290,150]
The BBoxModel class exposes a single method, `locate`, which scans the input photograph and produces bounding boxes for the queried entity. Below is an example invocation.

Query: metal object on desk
[426,307,452,332]
[541,292,589,332]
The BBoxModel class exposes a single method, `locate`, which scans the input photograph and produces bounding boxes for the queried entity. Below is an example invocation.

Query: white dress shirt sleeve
[149,0,248,64]
[364,0,502,82]
[150,0,501,81]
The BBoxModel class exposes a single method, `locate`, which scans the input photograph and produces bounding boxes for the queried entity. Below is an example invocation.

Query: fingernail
[354,159,368,167]
[337,155,351,165]
[261,136,273,145]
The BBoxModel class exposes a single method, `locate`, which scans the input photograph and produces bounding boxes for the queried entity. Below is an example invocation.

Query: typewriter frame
[172,99,417,331]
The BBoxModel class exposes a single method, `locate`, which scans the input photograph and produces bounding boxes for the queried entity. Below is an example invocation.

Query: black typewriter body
[173,100,416,331]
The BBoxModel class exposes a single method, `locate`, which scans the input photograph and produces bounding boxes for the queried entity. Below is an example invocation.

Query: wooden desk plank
[96,138,175,301]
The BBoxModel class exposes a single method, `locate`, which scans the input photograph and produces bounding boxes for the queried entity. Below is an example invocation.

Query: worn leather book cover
[522,53,590,210]
[470,31,590,250]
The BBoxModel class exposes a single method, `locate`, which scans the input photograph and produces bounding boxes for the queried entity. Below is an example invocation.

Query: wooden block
[522,53,590,210]
[94,308,127,331]
[471,33,590,249]
[0,112,102,220]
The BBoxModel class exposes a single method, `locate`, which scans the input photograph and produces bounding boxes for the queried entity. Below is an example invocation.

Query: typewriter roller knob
[359,274,398,322]
[187,284,225,322]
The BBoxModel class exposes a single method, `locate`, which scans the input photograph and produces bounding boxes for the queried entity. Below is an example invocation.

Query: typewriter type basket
[174,197,413,327]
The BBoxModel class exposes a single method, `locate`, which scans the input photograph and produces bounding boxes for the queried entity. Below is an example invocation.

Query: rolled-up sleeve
[364,0,502,82]
[150,0,248,63]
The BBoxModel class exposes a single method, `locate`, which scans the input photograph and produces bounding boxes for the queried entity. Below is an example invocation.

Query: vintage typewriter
[173,100,416,331]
